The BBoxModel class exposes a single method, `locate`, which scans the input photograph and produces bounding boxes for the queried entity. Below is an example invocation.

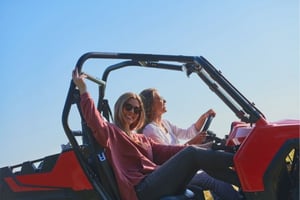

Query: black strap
[101,99,113,122]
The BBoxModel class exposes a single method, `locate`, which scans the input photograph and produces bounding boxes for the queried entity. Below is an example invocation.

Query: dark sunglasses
[123,103,141,114]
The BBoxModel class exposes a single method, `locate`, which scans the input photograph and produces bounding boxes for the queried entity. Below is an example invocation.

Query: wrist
[80,88,87,95]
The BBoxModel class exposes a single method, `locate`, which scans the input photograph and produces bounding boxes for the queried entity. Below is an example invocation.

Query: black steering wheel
[201,115,214,132]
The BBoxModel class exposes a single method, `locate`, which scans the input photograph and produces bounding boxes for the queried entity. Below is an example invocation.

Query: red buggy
[0,52,299,200]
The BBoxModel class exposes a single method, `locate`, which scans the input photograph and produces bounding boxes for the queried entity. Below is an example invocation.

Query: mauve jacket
[80,93,185,200]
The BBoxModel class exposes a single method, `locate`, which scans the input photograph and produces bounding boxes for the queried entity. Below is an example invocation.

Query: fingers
[199,132,207,141]
[72,68,78,80]
[206,109,216,117]
[72,68,87,81]
[72,69,87,94]
[72,68,83,88]
[199,131,207,136]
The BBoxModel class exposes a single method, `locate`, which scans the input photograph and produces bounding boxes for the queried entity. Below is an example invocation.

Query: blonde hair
[114,92,145,135]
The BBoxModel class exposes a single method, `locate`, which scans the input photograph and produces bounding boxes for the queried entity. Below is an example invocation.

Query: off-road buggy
[0,52,299,200]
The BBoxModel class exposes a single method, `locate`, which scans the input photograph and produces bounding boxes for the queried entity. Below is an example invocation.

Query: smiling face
[114,92,145,134]
[122,98,141,126]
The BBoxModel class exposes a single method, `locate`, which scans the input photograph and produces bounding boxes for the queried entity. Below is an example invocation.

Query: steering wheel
[201,115,214,132]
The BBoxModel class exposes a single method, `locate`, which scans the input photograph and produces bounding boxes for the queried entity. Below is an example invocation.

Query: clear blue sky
[0,0,299,167]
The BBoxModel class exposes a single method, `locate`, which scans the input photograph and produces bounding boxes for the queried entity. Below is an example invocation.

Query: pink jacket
[80,93,185,200]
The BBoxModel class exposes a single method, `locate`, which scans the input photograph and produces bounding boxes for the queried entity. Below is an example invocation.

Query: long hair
[114,92,145,135]
[139,88,157,130]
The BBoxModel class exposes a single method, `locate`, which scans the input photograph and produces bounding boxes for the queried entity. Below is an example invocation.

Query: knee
[183,145,198,156]
[182,145,214,161]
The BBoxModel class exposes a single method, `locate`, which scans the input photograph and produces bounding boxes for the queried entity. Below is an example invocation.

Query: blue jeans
[188,171,241,200]
[135,146,240,200]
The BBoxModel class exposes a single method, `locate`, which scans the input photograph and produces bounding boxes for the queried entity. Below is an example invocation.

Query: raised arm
[72,69,110,147]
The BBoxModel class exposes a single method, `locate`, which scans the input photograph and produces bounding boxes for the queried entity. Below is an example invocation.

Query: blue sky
[0,0,299,167]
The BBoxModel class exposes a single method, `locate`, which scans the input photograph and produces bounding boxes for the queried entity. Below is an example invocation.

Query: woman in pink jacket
[72,69,239,200]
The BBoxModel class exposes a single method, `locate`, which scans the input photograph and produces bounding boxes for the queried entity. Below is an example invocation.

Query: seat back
[82,120,121,200]
[39,154,59,172]
[20,161,37,174]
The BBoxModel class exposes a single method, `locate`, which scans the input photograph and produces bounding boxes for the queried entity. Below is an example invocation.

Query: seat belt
[101,99,113,122]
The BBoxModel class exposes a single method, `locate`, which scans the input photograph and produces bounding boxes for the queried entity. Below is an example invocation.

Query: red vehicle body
[228,119,299,199]
[1,52,299,200]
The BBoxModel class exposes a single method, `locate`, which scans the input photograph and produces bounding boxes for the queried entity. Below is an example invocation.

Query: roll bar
[61,52,265,198]
[63,52,264,139]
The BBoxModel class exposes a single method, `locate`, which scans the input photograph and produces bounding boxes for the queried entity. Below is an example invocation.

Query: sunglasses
[123,103,141,114]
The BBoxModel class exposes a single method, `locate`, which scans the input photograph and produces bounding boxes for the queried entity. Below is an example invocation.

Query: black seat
[39,154,59,172]
[20,161,36,174]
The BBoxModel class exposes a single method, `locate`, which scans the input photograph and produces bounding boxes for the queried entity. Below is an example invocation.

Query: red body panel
[5,150,93,192]
[233,118,300,192]
[226,122,253,146]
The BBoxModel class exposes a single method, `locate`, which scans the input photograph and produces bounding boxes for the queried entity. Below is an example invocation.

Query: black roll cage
[63,52,263,125]
[62,51,267,152]
[61,52,265,199]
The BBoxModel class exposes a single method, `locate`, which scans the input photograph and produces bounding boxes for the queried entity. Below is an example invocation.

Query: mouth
[125,114,135,124]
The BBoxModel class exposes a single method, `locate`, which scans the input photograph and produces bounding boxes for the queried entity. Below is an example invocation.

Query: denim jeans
[188,171,241,200]
[135,146,240,200]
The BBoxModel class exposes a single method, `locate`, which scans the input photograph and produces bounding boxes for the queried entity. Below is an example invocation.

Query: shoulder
[162,119,172,125]
[162,119,175,128]
[143,122,160,133]
[143,123,161,138]
[133,133,153,144]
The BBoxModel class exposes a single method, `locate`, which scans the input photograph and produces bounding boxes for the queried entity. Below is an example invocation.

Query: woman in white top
[140,88,242,200]
[140,88,215,145]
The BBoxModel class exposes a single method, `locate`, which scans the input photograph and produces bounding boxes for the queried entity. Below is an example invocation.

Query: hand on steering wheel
[201,114,214,132]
